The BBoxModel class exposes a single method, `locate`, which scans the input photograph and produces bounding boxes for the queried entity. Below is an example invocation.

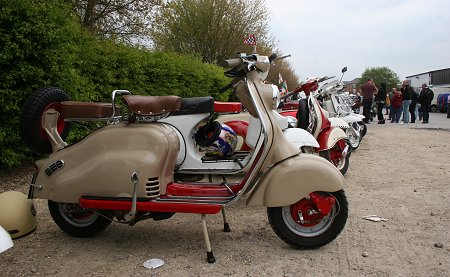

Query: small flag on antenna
[243,34,256,46]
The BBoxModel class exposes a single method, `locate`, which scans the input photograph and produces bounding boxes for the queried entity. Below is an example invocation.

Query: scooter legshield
[246,153,345,207]
[33,123,180,203]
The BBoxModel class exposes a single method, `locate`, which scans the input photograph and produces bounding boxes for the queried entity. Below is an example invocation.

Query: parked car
[447,95,450,118]
[437,93,450,113]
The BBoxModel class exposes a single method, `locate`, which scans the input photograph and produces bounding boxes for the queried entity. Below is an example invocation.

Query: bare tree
[151,0,274,64]
[69,0,161,43]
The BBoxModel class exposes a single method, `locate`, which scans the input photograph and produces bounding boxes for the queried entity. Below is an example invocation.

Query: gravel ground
[1,118,449,277]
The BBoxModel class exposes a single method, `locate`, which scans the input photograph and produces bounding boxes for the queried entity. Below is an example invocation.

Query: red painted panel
[79,198,222,214]
[214,101,242,113]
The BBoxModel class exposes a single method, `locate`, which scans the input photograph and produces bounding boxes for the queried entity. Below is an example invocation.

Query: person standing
[361,78,378,124]
[400,80,413,124]
[390,88,403,123]
[409,88,419,123]
[418,83,434,123]
[385,90,391,116]
[388,88,395,120]
[375,82,387,124]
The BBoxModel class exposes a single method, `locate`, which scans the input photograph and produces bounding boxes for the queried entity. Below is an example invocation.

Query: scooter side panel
[33,123,179,203]
[246,154,345,207]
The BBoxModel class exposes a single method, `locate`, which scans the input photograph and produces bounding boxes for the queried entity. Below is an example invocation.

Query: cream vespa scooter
[23,53,348,263]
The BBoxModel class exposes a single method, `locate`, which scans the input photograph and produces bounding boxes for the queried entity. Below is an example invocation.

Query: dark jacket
[401,85,413,100]
[418,88,434,106]
[374,83,387,102]
[410,90,418,107]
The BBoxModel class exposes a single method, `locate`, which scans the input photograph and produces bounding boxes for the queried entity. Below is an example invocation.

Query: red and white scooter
[280,77,352,175]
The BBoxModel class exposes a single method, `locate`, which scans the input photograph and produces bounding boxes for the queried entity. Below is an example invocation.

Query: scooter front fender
[246,154,345,207]
[317,127,347,151]
[329,117,350,129]
[340,114,363,124]
[283,128,320,149]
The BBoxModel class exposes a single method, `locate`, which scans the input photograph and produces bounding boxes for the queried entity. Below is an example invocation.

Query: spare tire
[20,87,71,154]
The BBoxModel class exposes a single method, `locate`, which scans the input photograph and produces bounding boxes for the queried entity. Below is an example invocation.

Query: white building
[406,68,450,112]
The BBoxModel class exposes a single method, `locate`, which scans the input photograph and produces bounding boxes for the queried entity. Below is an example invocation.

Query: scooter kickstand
[221,207,231,232]
[201,214,216,263]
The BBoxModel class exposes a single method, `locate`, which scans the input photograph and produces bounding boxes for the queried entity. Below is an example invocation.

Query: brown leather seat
[59,101,117,119]
[122,95,182,116]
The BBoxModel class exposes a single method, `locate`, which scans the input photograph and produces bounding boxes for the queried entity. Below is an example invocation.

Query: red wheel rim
[290,198,325,227]
[330,140,346,166]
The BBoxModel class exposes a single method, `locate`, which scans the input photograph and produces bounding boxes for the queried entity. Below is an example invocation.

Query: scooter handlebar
[220,58,242,69]
[219,83,234,93]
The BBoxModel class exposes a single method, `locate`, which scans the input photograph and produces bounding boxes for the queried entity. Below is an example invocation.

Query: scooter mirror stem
[338,67,348,84]
[273,54,291,62]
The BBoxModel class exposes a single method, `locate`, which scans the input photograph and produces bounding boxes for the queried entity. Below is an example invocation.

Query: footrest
[201,151,249,163]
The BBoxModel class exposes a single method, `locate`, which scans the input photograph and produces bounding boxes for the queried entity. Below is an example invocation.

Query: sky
[266,0,450,82]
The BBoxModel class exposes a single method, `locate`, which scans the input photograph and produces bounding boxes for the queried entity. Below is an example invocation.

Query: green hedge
[0,0,229,169]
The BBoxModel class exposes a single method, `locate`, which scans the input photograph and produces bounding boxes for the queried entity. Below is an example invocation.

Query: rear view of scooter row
[281,66,368,154]
[18,53,349,263]
[318,67,367,147]
[279,75,352,176]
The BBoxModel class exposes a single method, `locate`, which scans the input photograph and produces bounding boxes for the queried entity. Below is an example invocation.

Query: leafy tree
[0,0,229,169]
[359,67,400,91]
[0,0,86,168]
[68,0,161,43]
[151,0,274,64]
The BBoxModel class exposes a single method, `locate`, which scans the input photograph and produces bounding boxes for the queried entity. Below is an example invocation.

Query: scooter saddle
[172,97,242,116]
[173,96,214,115]
[122,95,182,116]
